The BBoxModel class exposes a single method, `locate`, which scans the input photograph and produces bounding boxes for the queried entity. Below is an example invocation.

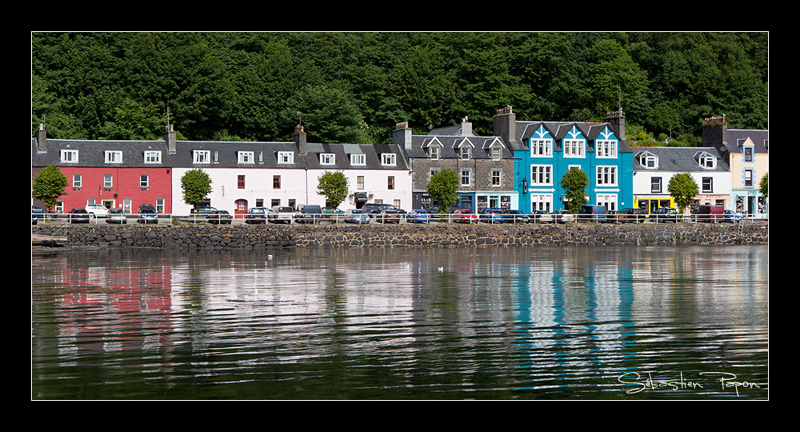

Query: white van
[270,206,295,223]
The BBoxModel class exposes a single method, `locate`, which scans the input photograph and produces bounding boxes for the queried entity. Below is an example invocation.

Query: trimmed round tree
[560,167,589,214]
[668,172,699,214]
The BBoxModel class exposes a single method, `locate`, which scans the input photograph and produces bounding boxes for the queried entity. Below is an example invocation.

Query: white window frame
[381,153,396,166]
[320,153,336,165]
[350,154,366,166]
[60,149,79,163]
[702,177,713,193]
[193,150,211,164]
[596,166,617,186]
[530,165,552,186]
[651,177,662,193]
[530,194,552,212]
[140,174,149,189]
[563,140,585,158]
[596,140,618,158]
[104,174,113,190]
[461,169,471,186]
[72,174,82,189]
[105,150,123,164]
[278,151,294,164]
[144,150,162,164]
[460,146,471,160]
[238,151,255,164]
[491,169,502,187]
[530,139,552,157]
[429,146,440,160]
[597,194,617,211]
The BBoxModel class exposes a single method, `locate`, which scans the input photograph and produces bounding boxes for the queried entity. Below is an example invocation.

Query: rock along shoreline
[31,221,768,252]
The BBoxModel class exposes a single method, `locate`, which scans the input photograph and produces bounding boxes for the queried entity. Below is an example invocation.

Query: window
[357,176,364,190]
[744,169,754,187]
[394,199,401,208]
[460,146,471,160]
[238,175,246,189]
[381,153,396,166]
[429,146,440,160]
[60,149,79,163]
[461,169,471,186]
[491,146,502,161]
[278,151,294,164]
[156,198,165,213]
[72,174,82,190]
[238,151,255,164]
[271,199,280,207]
[140,174,149,189]
[491,169,502,187]
[744,146,753,162]
[597,194,617,211]
[531,194,552,212]
[596,140,618,158]
[388,176,395,190]
[273,175,281,189]
[351,154,366,166]
[193,150,211,164]
[320,153,335,165]
[596,166,617,186]
[530,139,552,157]
[651,177,662,193]
[430,169,440,180]
[702,177,713,193]
[563,140,584,157]
[144,151,162,164]
[105,151,123,163]
[104,174,113,190]
[530,165,552,185]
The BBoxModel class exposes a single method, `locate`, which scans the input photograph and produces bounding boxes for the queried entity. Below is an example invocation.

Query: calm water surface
[31,245,768,400]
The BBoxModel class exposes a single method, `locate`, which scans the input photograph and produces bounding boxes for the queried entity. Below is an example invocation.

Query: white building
[170,125,412,216]
[632,146,731,214]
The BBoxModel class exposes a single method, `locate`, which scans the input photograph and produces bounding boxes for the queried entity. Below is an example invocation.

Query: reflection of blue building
[493,106,633,213]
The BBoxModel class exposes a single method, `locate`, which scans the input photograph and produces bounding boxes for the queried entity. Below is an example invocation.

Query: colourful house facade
[494,107,633,213]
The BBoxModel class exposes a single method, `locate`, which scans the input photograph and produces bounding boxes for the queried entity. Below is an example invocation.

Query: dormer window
[491,146,502,161]
[350,153,366,166]
[636,151,658,169]
[694,151,716,169]
[193,150,211,164]
[381,153,396,166]
[237,151,255,164]
[596,140,617,158]
[563,139,585,157]
[320,153,335,165]
[105,150,123,164]
[429,146,440,160]
[144,151,162,164]
[277,151,294,164]
[60,149,79,163]
[460,146,471,160]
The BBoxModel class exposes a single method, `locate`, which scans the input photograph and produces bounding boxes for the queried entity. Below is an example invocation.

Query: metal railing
[32,211,767,226]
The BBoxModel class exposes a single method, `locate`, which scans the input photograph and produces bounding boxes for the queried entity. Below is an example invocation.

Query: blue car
[407,209,431,223]
[479,208,505,223]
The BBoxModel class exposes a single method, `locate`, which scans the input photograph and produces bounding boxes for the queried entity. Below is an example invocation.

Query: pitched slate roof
[32,137,179,168]
[631,146,729,172]
[514,120,632,153]
[725,129,769,154]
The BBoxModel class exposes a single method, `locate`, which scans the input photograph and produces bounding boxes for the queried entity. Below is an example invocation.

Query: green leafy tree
[668,173,699,214]
[32,164,68,211]
[317,171,349,208]
[181,168,212,210]
[759,172,768,198]
[426,168,459,211]
[560,167,589,213]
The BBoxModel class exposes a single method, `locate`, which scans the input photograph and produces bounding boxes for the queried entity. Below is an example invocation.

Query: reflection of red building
[32,124,174,214]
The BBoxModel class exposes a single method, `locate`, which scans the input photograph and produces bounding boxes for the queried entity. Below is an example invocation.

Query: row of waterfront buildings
[31,107,768,218]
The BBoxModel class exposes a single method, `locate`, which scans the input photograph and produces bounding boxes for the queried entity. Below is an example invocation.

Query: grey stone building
[393,118,516,211]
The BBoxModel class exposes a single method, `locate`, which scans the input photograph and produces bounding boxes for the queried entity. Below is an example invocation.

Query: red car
[451,209,478,224]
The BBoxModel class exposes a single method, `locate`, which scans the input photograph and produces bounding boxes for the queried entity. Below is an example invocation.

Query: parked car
[85,203,109,218]
[377,209,402,224]
[244,207,268,224]
[552,209,575,223]
[620,208,647,223]
[407,209,431,223]
[270,206,295,224]
[529,210,553,223]
[451,209,478,224]
[106,208,128,224]
[32,206,50,223]
[137,205,159,224]
[693,205,725,222]
[502,209,529,223]
[295,204,322,224]
[724,210,742,223]
[364,203,394,217]
[207,210,232,224]
[68,208,90,223]
[579,205,607,222]
[321,207,345,223]
[191,206,217,215]
[479,208,505,224]
[651,207,680,223]
[344,209,371,224]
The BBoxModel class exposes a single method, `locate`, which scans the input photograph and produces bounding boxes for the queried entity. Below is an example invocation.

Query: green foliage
[181,168,212,209]
[32,165,68,211]
[31,32,768,143]
[317,171,349,208]
[427,168,460,210]
[759,172,768,198]
[667,173,699,213]
[560,168,590,213]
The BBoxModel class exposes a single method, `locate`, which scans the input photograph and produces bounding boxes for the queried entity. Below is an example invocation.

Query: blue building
[493,106,633,213]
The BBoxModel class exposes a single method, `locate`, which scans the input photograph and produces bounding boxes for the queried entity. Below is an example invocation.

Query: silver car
[345,209,370,224]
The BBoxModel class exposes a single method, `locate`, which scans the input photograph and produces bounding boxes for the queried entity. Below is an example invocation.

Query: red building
[32,124,175,215]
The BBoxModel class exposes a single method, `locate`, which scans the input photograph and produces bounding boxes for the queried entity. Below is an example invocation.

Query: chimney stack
[294,124,307,155]
[605,109,626,141]
[461,117,473,136]
[493,106,516,146]
[35,123,47,153]
[393,121,413,151]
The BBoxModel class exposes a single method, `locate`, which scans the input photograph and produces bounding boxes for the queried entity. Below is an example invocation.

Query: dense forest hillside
[31,32,768,146]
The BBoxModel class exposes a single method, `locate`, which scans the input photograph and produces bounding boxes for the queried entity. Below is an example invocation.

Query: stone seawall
[32,221,768,250]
